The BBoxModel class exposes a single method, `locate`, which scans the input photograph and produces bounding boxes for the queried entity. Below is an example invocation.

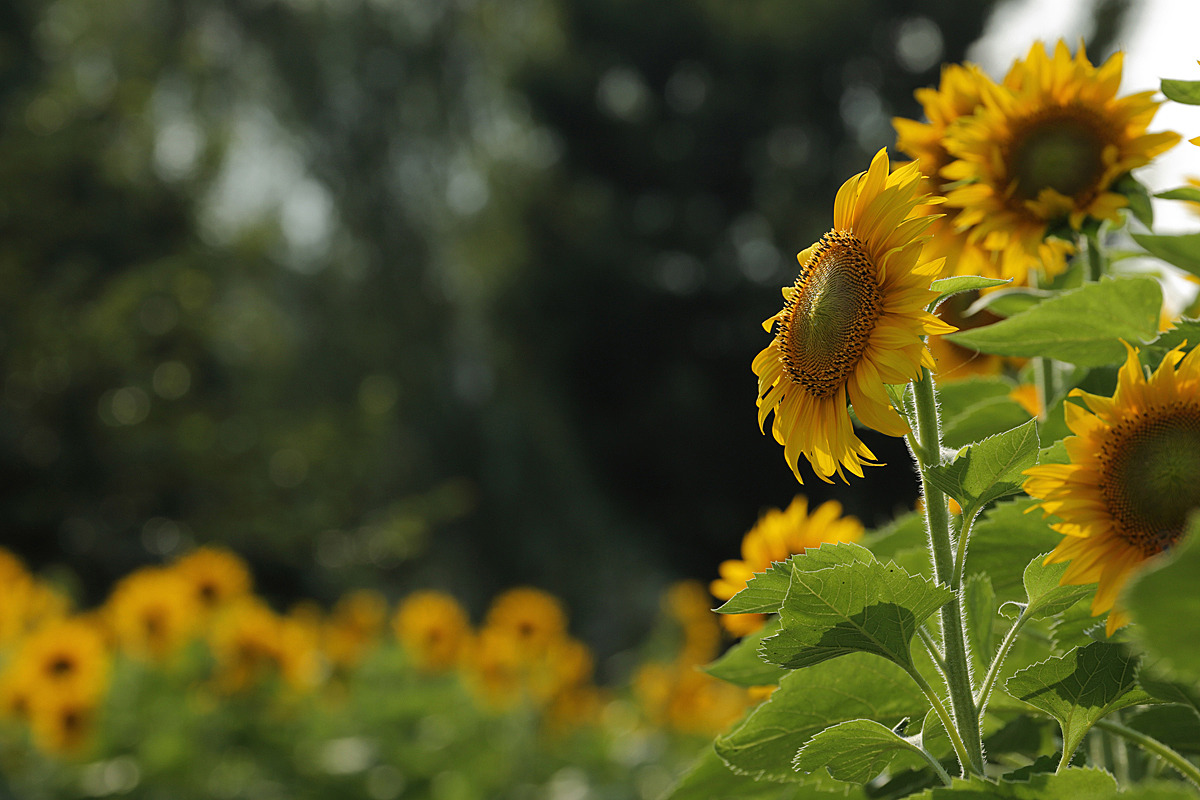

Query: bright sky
[969,0,1200,232]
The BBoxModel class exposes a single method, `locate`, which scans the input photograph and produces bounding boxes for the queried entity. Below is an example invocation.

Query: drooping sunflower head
[942,40,1180,284]
[755,148,953,483]
[1023,341,1200,635]
[711,497,864,636]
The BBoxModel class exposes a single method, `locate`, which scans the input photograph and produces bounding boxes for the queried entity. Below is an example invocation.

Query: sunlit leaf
[926,419,1039,517]
[1132,232,1200,278]
[793,719,931,784]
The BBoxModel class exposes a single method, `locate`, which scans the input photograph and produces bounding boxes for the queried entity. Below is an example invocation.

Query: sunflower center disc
[1101,408,1200,556]
[1010,110,1106,201]
[781,230,882,398]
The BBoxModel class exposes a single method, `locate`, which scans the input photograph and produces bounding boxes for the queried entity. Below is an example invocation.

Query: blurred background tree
[2,0,1134,663]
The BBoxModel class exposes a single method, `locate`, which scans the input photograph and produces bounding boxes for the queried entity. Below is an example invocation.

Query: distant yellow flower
[894,62,1005,279]
[171,546,253,616]
[0,549,69,647]
[755,148,953,483]
[483,587,567,657]
[392,590,472,672]
[105,567,201,662]
[323,589,388,669]
[942,40,1180,284]
[2,618,110,703]
[208,599,321,692]
[1024,342,1200,635]
[633,662,754,736]
[663,581,722,665]
[711,497,864,636]
[27,685,98,757]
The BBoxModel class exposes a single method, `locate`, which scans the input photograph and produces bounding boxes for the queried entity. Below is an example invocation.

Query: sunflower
[323,589,388,670]
[170,546,253,617]
[483,587,567,657]
[105,566,201,662]
[894,62,1004,279]
[3,618,110,702]
[710,497,864,636]
[942,40,1180,285]
[755,148,954,483]
[1023,341,1200,635]
[27,685,98,757]
[392,590,472,672]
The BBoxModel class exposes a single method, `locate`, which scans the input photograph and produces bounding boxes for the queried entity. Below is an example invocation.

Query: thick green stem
[907,665,975,785]
[911,369,985,776]
[1095,718,1200,789]
[975,606,1030,723]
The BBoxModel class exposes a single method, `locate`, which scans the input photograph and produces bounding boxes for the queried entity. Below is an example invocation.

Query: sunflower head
[755,148,953,483]
[1024,341,1200,635]
[942,40,1180,284]
[392,590,473,672]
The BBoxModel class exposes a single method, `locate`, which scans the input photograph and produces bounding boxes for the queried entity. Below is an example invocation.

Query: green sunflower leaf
[926,418,1039,519]
[758,554,952,672]
[966,497,1062,604]
[902,768,1117,799]
[792,719,934,784]
[1162,78,1200,105]
[1019,555,1096,621]
[1131,232,1200,278]
[930,276,1012,308]
[714,652,927,783]
[662,745,853,800]
[1155,186,1200,203]
[714,542,875,615]
[963,288,1050,319]
[1125,519,1200,682]
[704,616,788,687]
[944,276,1162,367]
[939,378,1033,451]
[964,573,996,674]
[1114,173,1154,229]
[1004,641,1152,762]
[1125,704,1200,755]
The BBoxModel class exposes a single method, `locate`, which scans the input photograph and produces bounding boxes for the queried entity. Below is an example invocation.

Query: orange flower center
[779,231,881,398]
[1007,105,1107,203]
[1100,404,1200,556]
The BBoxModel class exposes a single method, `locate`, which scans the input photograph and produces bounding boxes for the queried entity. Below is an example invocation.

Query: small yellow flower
[710,497,864,636]
[755,148,953,483]
[27,685,99,757]
[392,590,472,672]
[1024,341,1200,635]
[208,598,321,692]
[323,589,388,669]
[104,566,201,662]
[942,40,1180,284]
[483,587,567,657]
[171,546,253,617]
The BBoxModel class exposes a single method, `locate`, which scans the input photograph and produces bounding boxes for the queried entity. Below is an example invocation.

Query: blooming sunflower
[711,497,864,635]
[483,587,567,657]
[1023,341,1200,635]
[756,148,953,483]
[942,40,1180,285]
[392,590,472,672]
[105,567,201,662]
[894,62,1004,279]
[171,546,253,617]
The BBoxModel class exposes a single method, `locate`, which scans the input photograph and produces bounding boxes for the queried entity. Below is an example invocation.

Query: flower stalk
[910,368,985,776]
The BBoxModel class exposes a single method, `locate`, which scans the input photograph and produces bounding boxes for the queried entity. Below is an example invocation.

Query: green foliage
[664,747,851,800]
[758,550,952,672]
[1125,520,1200,682]
[1155,187,1200,203]
[1005,642,1152,762]
[705,617,788,687]
[793,719,934,784]
[904,768,1118,799]
[1132,233,1200,278]
[1016,556,1097,622]
[714,654,928,783]
[946,277,1163,366]
[939,378,1033,451]
[715,543,876,616]
[964,574,996,674]
[964,498,1062,604]
[1162,78,1200,104]
[931,277,1014,308]
[927,420,1039,519]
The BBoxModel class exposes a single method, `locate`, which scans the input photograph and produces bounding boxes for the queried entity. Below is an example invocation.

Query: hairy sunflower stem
[975,605,1030,722]
[917,624,949,678]
[907,665,975,784]
[1094,718,1200,789]
[911,368,985,776]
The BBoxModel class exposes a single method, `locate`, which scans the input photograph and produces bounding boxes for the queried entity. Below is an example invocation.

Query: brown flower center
[1100,404,1200,556]
[779,230,882,398]
[1007,105,1108,203]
